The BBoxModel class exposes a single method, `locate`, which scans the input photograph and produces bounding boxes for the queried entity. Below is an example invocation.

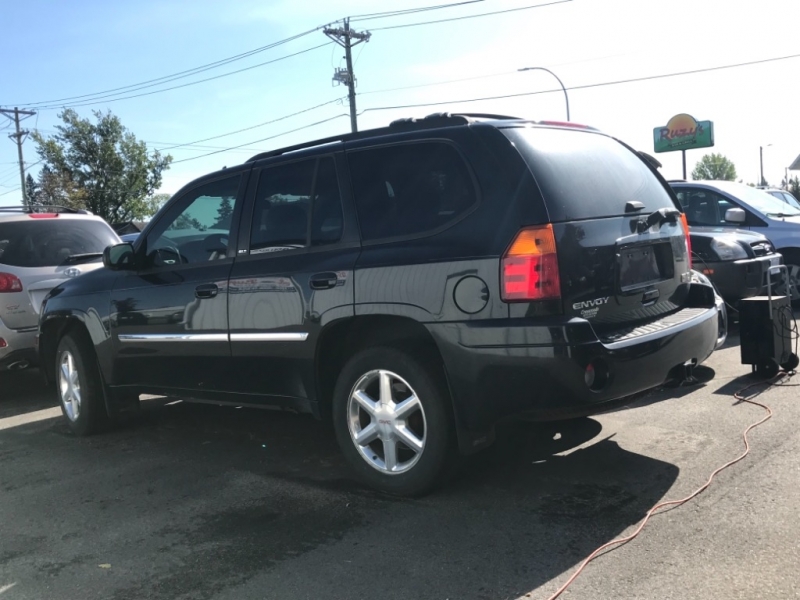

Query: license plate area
[618,242,674,292]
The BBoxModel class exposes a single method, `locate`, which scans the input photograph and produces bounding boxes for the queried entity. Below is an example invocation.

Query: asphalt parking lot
[1,325,799,600]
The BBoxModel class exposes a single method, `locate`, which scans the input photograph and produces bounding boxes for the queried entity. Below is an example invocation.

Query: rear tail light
[501,224,561,301]
[29,213,59,219]
[0,273,23,293]
[0,338,7,348]
[679,213,692,270]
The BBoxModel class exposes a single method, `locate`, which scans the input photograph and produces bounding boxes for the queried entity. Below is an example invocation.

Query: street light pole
[760,144,772,187]
[518,67,570,121]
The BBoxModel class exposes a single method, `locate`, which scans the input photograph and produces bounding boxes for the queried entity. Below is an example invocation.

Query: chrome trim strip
[118,333,229,342]
[118,332,309,343]
[230,332,309,342]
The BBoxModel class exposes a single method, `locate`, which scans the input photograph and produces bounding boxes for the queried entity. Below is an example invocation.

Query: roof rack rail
[0,205,90,215]
[246,132,360,163]
[441,112,523,120]
[246,112,524,164]
[389,112,522,129]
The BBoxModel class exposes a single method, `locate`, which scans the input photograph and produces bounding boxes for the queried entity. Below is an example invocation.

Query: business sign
[653,114,714,154]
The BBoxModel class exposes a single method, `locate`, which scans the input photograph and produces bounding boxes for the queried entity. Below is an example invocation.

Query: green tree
[31,109,172,223]
[35,165,86,209]
[171,213,205,231]
[24,173,39,206]
[790,177,800,202]
[691,153,737,181]
[144,193,171,218]
[214,197,234,229]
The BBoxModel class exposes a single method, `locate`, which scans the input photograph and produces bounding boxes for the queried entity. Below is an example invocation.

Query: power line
[0,187,21,197]
[171,113,349,164]
[349,0,486,21]
[10,28,322,109]
[154,98,346,151]
[358,52,632,97]
[366,0,572,31]
[29,43,333,110]
[360,51,800,112]
[34,100,344,156]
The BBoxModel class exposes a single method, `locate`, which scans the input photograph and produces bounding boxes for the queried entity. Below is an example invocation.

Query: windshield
[504,126,677,222]
[771,191,800,210]
[710,182,800,216]
[0,218,120,268]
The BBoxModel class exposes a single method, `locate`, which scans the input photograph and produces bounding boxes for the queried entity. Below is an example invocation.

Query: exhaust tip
[585,359,610,392]
[8,360,30,371]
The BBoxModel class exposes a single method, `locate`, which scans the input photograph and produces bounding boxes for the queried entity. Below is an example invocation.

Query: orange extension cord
[542,371,791,600]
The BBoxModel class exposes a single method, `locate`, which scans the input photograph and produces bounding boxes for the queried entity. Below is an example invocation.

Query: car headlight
[710,237,748,261]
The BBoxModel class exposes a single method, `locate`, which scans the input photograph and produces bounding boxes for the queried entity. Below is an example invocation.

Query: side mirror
[103,243,135,270]
[724,208,746,224]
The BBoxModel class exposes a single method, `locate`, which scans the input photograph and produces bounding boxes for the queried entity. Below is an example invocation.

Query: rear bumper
[428,287,720,448]
[701,254,781,302]
[0,320,38,371]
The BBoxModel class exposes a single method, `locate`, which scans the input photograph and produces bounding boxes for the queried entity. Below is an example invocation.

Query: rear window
[348,141,478,242]
[0,218,119,268]
[504,127,676,222]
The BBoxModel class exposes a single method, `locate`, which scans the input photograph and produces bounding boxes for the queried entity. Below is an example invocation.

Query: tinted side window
[250,157,343,254]
[348,142,477,241]
[145,175,241,268]
[680,189,730,226]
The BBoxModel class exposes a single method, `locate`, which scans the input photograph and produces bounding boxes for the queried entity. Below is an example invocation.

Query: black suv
[38,114,721,495]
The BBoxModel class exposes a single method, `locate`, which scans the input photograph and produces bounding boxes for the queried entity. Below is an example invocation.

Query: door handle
[195,283,219,299]
[310,272,338,290]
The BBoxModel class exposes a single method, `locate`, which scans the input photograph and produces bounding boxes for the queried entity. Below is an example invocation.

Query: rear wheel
[56,333,109,436]
[332,347,455,496]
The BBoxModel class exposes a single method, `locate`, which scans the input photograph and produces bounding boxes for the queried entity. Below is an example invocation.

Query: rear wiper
[63,252,103,264]
[637,208,680,233]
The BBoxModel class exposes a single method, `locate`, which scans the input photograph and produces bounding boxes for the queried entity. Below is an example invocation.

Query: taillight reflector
[0,338,7,348]
[29,213,59,218]
[502,224,561,301]
[679,213,692,270]
[0,273,23,293]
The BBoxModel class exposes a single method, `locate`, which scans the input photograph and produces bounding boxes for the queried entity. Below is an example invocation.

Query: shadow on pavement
[0,369,58,419]
[0,381,680,600]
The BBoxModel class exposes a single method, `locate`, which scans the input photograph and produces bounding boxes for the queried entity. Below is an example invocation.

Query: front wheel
[56,333,109,436]
[332,347,455,496]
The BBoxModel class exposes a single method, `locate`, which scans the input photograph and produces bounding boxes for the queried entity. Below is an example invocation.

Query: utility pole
[0,107,37,207]
[323,19,371,133]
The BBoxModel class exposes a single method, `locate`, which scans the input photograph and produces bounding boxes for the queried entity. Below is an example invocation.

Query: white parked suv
[0,206,119,371]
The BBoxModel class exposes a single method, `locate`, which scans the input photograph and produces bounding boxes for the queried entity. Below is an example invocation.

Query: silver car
[0,206,119,371]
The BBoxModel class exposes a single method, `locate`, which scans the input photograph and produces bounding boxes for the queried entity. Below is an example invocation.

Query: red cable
[543,372,787,600]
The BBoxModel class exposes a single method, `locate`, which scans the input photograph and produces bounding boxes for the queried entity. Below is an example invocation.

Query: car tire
[55,332,110,436]
[332,346,455,496]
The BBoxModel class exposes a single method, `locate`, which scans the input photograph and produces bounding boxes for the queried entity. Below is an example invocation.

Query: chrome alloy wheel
[347,369,427,474]
[59,351,82,422]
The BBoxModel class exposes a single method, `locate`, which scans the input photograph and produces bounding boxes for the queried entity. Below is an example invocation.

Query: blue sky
[2,0,800,207]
